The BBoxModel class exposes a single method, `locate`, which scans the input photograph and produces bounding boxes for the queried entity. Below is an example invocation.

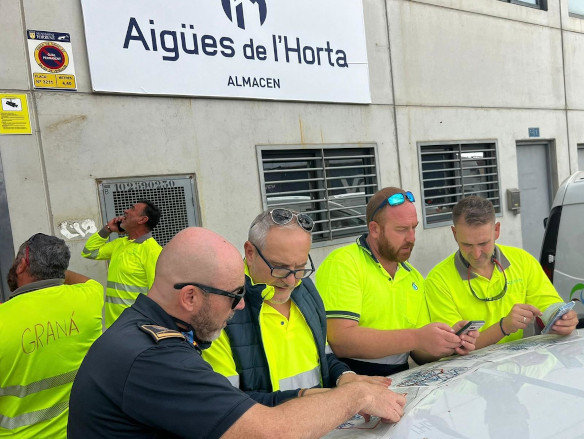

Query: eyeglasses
[251,208,314,232]
[467,258,508,302]
[369,191,415,222]
[252,243,315,279]
[174,283,246,309]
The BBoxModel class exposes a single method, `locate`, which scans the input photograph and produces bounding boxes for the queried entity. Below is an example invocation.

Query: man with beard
[203,209,389,406]
[68,227,407,438]
[425,195,577,348]
[0,233,103,437]
[82,200,162,327]
[316,187,477,376]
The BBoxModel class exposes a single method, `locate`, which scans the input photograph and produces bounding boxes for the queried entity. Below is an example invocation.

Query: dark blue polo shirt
[68,294,256,438]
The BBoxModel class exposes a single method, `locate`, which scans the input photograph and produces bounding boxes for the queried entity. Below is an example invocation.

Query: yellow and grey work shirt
[425,244,563,343]
[82,231,161,327]
[203,299,321,392]
[0,279,104,438]
[315,236,428,367]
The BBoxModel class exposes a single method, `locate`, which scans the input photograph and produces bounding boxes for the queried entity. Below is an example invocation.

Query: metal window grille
[257,145,379,244]
[98,175,200,246]
[418,141,501,227]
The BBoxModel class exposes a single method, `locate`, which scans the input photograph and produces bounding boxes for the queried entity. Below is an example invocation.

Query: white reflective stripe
[106,281,148,295]
[350,352,409,366]
[0,400,68,430]
[105,296,135,306]
[325,345,333,355]
[225,375,240,388]
[278,366,320,391]
[0,370,76,398]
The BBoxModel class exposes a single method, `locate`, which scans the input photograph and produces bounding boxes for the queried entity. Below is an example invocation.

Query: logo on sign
[221,0,267,30]
[34,42,69,73]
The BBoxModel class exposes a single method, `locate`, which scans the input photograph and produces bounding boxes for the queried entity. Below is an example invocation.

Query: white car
[540,171,584,324]
[324,331,584,439]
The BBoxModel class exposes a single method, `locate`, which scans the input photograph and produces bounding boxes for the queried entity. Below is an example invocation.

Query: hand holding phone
[456,320,485,336]
[541,302,576,334]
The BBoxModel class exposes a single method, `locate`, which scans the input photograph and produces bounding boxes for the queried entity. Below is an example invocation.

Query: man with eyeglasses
[1,233,103,437]
[203,208,390,406]
[81,200,162,327]
[425,195,578,348]
[316,187,478,377]
[68,227,406,438]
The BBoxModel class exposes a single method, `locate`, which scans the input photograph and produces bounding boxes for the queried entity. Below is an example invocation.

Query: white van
[540,171,584,324]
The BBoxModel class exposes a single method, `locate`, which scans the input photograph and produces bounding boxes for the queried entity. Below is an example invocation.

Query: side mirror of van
[543,217,548,228]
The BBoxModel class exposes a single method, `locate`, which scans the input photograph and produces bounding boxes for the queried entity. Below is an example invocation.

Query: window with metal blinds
[258,145,379,244]
[418,141,501,228]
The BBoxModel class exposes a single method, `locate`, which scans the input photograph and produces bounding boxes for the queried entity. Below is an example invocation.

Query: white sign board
[80,0,370,103]
[27,30,77,90]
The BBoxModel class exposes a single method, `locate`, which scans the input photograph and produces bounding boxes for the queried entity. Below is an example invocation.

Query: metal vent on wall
[98,175,199,246]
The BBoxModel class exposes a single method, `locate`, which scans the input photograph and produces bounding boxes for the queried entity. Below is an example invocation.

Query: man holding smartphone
[316,187,478,377]
[82,200,162,327]
[425,195,578,349]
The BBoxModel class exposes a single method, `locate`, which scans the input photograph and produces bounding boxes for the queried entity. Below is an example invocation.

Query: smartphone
[541,301,576,334]
[456,320,485,336]
[116,218,125,232]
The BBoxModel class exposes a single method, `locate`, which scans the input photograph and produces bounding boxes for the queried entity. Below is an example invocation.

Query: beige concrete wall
[1,0,583,282]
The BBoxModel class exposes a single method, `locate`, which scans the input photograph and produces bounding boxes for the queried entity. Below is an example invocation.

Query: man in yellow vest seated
[203,209,390,405]
[82,200,162,327]
[425,195,578,348]
[0,233,104,438]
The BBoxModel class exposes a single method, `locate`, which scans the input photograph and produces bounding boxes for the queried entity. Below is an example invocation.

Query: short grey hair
[16,233,70,281]
[452,196,495,226]
[248,209,312,249]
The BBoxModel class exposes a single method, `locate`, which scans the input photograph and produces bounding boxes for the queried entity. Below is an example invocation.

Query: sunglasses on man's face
[174,283,245,309]
[369,191,415,223]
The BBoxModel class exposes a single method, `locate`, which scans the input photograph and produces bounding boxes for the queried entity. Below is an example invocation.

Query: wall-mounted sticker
[0,94,31,135]
[27,30,77,91]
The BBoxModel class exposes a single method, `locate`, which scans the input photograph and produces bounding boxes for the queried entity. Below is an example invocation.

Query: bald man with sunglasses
[425,195,578,349]
[69,227,406,438]
[203,209,390,406]
[316,187,478,377]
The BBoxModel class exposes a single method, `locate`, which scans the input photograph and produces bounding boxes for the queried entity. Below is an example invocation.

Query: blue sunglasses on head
[369,191,415,222]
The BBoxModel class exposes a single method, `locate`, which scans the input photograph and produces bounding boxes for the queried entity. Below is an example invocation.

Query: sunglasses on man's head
[251,208,314,232]
[369,191,415,222]
[174,283,245,309]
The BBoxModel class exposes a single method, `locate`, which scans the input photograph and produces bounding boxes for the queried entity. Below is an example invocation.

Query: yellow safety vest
[82,232,161,327]
[204,301,320,391]
[0,279,104,438]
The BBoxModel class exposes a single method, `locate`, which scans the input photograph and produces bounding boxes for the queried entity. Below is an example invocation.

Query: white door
[516,143,553,258]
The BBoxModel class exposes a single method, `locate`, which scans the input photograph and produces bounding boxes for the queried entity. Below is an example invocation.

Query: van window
[554,203,584,300]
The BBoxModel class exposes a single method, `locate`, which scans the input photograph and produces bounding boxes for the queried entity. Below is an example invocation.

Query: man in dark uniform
[68,227,406,439]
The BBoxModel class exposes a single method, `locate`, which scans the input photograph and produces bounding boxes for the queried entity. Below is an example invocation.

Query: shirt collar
[132,294,211,350]
[454,245,511,279]
[130,231,153,244]
[9,278,65,300]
